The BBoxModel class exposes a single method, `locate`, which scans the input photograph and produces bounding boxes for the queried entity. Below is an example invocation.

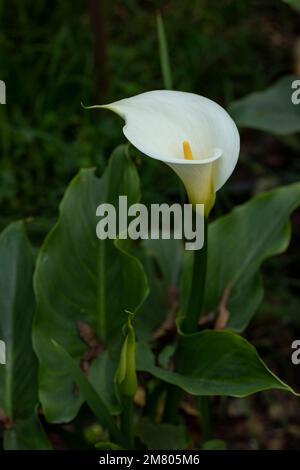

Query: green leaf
[283,0,300,12]
[3,406,50,450]
[136,330,296,397]
[229,76,300,135]
[156,12,173,90]
[88,351,121,415]
[136,238,183,341]
[0,222,51,449]
[136,417,187,450]
[158,344,176,368]
[33,145,148,422]
[202,182,300,331]
[95,441,124,450]
[51,340,123,446]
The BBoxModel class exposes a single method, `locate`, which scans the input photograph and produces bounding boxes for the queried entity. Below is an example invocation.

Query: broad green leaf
[33,145,148,422]
[158,343,176,368]
[229,76,300,135]
[180,182,300,332]
[135,238,183,341]
[3,407,50,450]
[203,182,300,331]
[136,330,296,397]
[52,340,123,446]
[88,351,121,415]
[136,417,187,450]
[0,222,50,449]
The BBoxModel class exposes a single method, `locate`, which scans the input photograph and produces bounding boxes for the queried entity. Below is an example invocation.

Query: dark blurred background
[1,0,300,449]
[1,0,299,222]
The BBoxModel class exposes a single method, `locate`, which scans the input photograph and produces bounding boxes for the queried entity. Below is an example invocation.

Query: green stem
[120,396,134,449]
[197,396,213,441]
[144,382,165,421]
[163,384,182,423]
[181,219,208,334]
[163,219,212,430]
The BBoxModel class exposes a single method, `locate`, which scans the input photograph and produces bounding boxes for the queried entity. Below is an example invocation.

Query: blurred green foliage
[0,0,296,226]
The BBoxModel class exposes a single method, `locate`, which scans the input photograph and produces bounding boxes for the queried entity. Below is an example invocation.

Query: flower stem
[163,384,182,423]
[181,218,208,334]
[144,381,165,421]
[163,218,212,431]
[120,396,134,449]
[197,396,213,441]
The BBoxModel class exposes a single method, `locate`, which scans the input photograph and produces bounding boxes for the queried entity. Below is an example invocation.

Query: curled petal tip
[93,90,240,211]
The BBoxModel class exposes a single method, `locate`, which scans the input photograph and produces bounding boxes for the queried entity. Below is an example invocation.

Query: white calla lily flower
[90,90,240,216]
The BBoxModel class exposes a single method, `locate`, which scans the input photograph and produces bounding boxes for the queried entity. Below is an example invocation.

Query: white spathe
[94,90,240,213]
